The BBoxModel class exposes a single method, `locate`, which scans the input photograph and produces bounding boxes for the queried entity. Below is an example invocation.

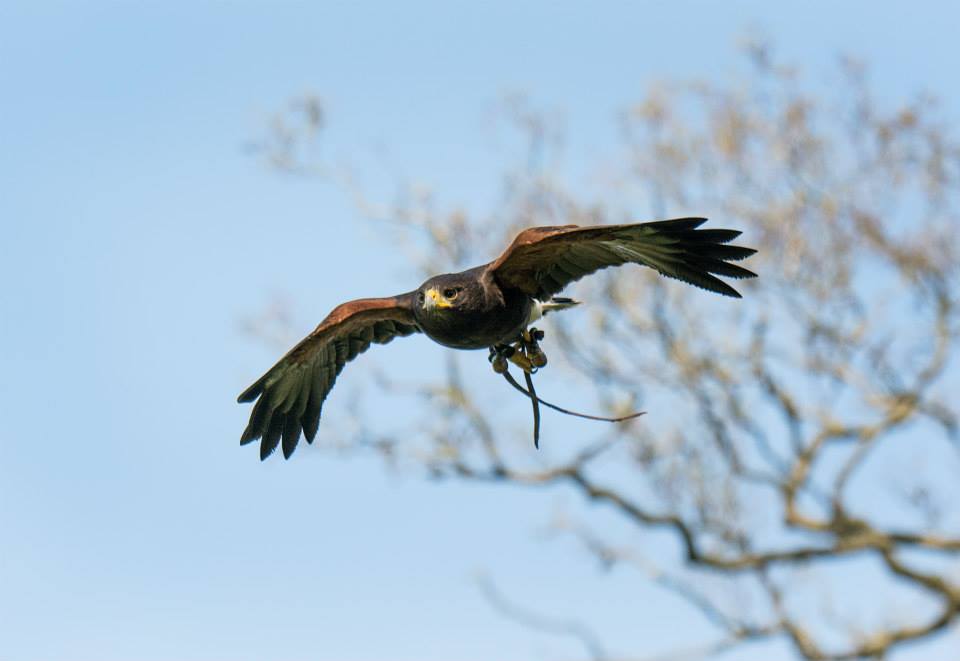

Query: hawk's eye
[417,292,425,305]
[443,288,458,299]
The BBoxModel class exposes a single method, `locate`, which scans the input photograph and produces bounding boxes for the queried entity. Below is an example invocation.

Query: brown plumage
[238,217,757,459]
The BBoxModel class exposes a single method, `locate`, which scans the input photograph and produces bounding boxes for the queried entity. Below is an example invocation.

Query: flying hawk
[238,217,757,459]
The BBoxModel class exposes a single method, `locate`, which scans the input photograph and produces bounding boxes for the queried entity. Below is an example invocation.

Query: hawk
[238,217,757,459]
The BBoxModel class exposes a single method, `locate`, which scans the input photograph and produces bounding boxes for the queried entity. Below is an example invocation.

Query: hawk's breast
[416,288,532,350]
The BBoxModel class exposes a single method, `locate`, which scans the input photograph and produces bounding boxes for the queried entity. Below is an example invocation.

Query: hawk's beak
[425,288,452,310]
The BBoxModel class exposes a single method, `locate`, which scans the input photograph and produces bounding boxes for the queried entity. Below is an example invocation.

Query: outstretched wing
[238,293,420,460]
[487,217,757,299]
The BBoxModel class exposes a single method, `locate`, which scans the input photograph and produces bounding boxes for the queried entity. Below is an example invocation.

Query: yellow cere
[427,288,453,309]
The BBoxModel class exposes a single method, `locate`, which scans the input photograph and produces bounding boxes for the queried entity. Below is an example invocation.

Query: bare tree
[249,44,960,660]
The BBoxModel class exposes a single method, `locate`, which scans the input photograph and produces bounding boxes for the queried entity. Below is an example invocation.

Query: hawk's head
[416,273,482,315]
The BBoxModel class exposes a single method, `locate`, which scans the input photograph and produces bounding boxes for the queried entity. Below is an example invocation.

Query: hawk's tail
[528,297,580,325]
[542,297,580,314]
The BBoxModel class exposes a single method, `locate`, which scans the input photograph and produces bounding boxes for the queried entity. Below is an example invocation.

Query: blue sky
[1,2,959,660]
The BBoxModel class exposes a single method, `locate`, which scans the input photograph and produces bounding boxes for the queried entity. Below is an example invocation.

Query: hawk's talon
[489,344,516,374]
[529,348,547,368]
[508,351,536,374]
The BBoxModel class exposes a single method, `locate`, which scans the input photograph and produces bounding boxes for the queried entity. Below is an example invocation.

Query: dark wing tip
[641,217,708,231]
[239,425,258,446]
[688,272,744,298]
[259,436,278,461]
[641,219,757,297]
[690,273,744,298]
[723,287,743,299]
[237,379,265,403]
[281,415,302,459]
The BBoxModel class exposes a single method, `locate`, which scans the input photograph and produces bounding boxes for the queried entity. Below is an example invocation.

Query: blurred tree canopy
[250,45,960,660]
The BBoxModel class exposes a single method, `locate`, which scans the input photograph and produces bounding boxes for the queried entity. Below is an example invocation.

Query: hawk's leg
[487,327,549,375]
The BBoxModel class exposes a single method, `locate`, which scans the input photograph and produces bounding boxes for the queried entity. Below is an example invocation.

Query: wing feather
[487,217,757,299]
[261,413,285,461]
[238,292,420,460]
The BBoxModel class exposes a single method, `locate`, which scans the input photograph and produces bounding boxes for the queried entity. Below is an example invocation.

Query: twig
[476,573,608,661]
